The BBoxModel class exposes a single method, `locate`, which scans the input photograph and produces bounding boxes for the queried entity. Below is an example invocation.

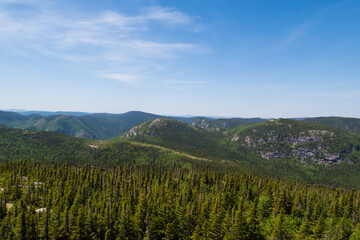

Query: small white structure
[6,203,13,209]
[35,208,47,213]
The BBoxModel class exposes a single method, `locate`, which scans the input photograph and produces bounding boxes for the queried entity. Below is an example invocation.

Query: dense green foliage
[1,161,360,239]
[304,117,360,133]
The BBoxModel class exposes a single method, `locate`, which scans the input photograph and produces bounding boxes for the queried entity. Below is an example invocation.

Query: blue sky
[1,0,359,118]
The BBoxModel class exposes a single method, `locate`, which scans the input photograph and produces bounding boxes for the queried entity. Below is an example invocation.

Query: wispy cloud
[0,1,205,86]
[268,1,349,53]
[142,6,191,25]
[269,24,310,51]
[102,73,141,86]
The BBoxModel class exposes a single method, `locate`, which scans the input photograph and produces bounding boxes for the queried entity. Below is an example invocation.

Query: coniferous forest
[1,161,360,239]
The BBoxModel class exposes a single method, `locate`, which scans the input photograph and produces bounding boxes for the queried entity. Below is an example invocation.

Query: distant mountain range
[1,110,360,140]
[0,110,266,139]
[4,109,89,116]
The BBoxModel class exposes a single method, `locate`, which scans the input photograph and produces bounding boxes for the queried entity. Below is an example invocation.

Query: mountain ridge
[117,118,360,188]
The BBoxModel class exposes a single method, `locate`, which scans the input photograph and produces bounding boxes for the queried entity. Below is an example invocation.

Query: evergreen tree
[247,201,264,240]
[224,201,248,240]
[270,209,288,240]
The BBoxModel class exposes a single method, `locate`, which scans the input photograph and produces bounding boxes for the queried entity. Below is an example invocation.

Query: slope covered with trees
[0,125,241,172]
[1,161,360,239]
[304,117,360,133]
[119,118,360,188]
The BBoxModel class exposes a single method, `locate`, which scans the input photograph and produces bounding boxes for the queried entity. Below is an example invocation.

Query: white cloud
[102,73,141,86]
[142,6,191,24]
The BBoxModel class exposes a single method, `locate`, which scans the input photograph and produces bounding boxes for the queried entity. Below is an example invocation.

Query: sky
[0,0,360,118]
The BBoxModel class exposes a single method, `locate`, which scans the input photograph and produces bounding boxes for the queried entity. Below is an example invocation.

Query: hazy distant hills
[0,110,267,139]
[6,109,89,116]
[2,110,360,142]
[0,110,163,139]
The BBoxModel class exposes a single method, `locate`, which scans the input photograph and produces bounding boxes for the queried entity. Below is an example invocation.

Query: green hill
[117,118,226,158]
[119,118,360,188]
[304,116,360,133]
[0,125,241,171]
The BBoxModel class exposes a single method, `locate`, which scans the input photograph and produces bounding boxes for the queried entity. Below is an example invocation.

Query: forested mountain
[304,117,360,133]
[118,118,226,159]
[119,118,360,188]
[1,161,360,239]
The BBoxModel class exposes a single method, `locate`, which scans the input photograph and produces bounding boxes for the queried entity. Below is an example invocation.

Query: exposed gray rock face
[121,122,147,138]
[260,151,284,160]
[192,119,210,130]
[291,147,342,164]
[74,129,95,139]
[236,128,342,164]
[239,130,334,146]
